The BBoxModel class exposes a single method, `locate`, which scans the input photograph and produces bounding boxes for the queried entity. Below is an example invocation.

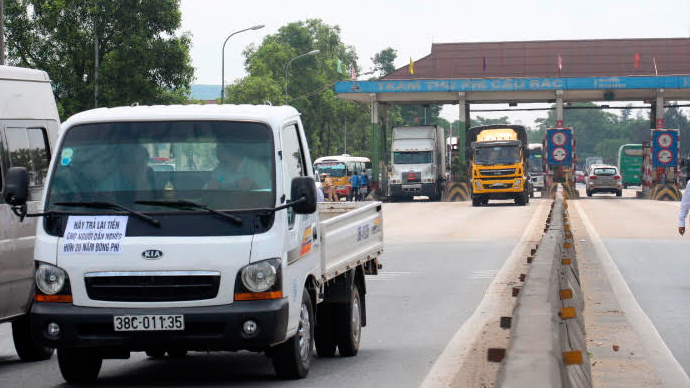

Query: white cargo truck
[3,105,383,382]
[388,125,446,201]
[0,65,59,361]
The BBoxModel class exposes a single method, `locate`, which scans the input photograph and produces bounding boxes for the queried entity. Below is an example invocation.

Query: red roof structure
[384,38,690,80]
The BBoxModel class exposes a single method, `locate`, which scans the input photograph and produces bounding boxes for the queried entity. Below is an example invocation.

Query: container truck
[388,125,446,201]
[3,104,384,383]
[467,125,530,206]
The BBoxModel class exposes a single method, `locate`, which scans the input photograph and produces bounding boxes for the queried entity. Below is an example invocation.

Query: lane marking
[574,200,690,387]
[420,199,550,387]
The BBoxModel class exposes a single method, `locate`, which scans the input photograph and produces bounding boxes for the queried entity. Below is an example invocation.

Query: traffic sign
[652,129,678,167]
[546,128,572,165]
[552,147,567,162]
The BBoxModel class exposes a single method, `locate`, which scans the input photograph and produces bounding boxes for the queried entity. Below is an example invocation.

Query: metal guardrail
[497,185,592,388]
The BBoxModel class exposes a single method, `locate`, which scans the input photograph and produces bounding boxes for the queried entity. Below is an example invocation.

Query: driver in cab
[207,142,270,190]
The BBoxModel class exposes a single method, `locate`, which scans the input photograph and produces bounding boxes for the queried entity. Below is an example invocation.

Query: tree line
[5,2,689,167]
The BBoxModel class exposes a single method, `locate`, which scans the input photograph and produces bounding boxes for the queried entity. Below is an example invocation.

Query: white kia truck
[2,105,383,383]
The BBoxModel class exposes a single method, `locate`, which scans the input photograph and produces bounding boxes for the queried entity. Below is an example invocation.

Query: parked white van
[0,65,60,360]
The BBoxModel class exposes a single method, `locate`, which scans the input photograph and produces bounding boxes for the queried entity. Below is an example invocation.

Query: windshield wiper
[135,200,242,225]
[54,201,161,227]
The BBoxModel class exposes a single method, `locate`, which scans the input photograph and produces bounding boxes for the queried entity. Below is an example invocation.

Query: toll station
[334,38,690,200]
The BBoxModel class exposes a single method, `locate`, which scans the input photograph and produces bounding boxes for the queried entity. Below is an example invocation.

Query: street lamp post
[221,24,264,104]
[284,49,320,100]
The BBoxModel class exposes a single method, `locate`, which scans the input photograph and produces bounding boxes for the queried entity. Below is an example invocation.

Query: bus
[617,144,643,188]
[313,154,371,199]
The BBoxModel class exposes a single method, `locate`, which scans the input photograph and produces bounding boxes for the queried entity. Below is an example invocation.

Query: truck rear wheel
[272,288,314,379]
[58,348,102,384]
[11,316,54,361]
[315,304,337,357]
[335,283,362,357]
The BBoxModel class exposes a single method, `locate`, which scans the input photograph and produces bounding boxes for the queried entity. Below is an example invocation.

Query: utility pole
[0,0,5,65]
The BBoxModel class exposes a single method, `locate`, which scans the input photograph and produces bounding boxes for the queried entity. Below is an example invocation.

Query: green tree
[225,19,371,159]
[372,47,396,76]
[5,0,194,119]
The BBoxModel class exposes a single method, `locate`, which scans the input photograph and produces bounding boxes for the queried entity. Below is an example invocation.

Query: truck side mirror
[3,167,29,207]
[291,176,317,214]
[3,167,30,221]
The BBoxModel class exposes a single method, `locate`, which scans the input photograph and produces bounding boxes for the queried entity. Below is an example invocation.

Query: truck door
[280,122,318,314]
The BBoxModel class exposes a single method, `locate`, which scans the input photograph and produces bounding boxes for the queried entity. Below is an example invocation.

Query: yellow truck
[466,125,530,206]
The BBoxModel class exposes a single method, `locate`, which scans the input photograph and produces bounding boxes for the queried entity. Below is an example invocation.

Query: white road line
[573,200,690,387]
[420,199,550,388]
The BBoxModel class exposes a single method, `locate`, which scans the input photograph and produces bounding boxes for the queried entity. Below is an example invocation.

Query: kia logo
[142,250,163,260]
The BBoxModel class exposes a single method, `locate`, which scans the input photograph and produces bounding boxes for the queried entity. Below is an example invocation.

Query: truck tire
[315,305,337,357]
[335,283,362,357]
[145,349,166,358]
[58,348,102,384]
[272,288,314,379]
[472,197,480,207]
[11,316,54,361]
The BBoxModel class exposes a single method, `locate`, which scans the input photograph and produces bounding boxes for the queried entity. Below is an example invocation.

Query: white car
[586,164,622,197]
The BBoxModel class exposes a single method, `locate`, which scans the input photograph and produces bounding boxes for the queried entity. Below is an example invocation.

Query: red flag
[350,65,356,80]
[634,53,640,69]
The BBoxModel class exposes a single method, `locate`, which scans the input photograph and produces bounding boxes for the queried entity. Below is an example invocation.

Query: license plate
[113,315,184,331]
[491,183,505,188]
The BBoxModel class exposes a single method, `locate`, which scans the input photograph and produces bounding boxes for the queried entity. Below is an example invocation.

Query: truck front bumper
[31,299,289,352]
[472,179,525,199]
[390,183,436,198]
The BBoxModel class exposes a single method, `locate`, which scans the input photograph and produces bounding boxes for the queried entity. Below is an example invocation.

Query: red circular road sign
[552,147,568,162]
[657,133,673,148]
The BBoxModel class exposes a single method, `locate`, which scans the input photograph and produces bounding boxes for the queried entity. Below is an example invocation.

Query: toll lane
[0,199,547,387]
[574,190,690,377]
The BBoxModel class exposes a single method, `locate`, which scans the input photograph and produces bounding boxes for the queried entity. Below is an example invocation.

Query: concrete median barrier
[497,185,592,388]
[443,182,470,201]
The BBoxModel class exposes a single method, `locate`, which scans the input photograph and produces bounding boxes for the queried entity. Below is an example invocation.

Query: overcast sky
[180,0,690,127]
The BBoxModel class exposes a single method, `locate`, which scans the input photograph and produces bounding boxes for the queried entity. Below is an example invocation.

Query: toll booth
[641,128,682,200]
[544,127,578,198]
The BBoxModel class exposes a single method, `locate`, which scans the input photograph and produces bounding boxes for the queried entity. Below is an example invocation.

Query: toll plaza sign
[546,128,573,166]
[652,129,678,167]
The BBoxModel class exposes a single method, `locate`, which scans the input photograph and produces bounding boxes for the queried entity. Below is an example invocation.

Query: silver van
[0,65,59,360]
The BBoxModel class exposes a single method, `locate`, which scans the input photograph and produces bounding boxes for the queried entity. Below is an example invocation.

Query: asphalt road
[0,199,543,387]
[574,186,690,378]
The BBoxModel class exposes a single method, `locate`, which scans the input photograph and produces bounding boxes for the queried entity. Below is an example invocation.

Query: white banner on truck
[61,216,129,254]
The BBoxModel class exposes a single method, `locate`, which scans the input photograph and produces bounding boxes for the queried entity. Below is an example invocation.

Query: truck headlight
[474,180,483,189]
[515,179,522,187]
[241,260,279,292]
[35,262,69,295]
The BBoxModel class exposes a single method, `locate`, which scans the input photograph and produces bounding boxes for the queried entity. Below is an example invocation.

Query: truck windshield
[393,151,432,164]
[46,120,275,213]
[475,146,520,165]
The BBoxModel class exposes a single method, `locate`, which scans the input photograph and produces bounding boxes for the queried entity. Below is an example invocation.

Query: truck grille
[402,171,422,183]
[85,272,221,302]
[481,168,516,176]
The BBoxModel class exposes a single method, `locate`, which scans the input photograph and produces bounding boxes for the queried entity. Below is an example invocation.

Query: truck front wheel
[272,288,314,379]
[335,283,362,357]
[58,348,102,384]
[11,316,54,361]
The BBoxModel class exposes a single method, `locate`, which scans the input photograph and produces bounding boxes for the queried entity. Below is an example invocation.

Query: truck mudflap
[30,299,289,353]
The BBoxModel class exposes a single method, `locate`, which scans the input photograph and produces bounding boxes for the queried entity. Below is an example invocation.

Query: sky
[179,0,690,128]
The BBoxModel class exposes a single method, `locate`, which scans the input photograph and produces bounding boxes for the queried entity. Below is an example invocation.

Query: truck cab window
[281,124,307,227]
[4,127,51,186]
